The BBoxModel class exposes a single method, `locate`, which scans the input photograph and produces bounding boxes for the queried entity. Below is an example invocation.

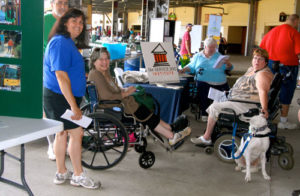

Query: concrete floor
[1,55,299,196]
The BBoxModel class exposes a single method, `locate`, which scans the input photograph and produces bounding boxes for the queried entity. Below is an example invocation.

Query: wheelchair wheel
[81,112,128,170]
[134,137,147,153]
[204,146,214,155]
[278,153,294,170]
[139,151,155,169]
[214,134,240,163]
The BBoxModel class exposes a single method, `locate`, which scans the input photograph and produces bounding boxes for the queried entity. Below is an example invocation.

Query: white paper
[208,87,228,102]
[213,55,230,69]
[61,109,92,128]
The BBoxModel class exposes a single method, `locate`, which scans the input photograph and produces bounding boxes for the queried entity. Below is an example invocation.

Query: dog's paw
[235,166,242,171]
[245,175,251,182]
[263,174,271,181]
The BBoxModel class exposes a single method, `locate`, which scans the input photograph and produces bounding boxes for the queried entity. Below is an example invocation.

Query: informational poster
[207,15,222,37]
[141,42,179,83]
[0,0,21,25]
[0,63,21,92]
[0,0,43,118]
[0,30,22,58]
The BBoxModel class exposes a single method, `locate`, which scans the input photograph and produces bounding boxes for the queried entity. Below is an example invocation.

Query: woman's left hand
[224,59,232,69]
[71,106,82,120]
[261,108,269,119]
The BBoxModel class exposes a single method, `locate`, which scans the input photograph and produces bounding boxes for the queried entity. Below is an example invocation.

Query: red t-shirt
[180,31,191,55]
[260,24,300,65]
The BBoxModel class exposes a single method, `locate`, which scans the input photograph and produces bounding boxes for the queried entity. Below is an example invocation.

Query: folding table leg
[20,144,34,196]
[0,145,34,196]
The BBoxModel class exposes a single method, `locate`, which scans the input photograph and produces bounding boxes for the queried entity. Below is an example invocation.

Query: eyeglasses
[253,56,265,62]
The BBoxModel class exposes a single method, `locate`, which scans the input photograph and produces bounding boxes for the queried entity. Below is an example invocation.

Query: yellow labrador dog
[234,115,271,182]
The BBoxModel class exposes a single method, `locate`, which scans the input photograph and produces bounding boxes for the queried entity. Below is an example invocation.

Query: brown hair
[89,47,110,70]
[48,8,87,49]
[253,48,269,63]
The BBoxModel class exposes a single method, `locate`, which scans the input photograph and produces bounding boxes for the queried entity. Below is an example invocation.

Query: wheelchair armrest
[229,99,261,107]
[243,108,260,117]
[99,100,122,105]
[221,108,235,114]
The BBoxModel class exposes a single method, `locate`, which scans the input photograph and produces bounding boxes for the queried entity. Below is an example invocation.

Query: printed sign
[141,42,179,84]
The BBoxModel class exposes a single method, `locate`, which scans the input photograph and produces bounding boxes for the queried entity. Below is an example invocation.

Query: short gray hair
[204,37,217,47]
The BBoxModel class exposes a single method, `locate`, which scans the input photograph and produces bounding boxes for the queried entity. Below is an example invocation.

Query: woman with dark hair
[88,47,191,146]
[44,8,100,189]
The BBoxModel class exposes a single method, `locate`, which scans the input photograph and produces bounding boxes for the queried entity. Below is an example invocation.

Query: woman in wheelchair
[179,37,233,122]
[191,48,274,145]
[87,47,191,147]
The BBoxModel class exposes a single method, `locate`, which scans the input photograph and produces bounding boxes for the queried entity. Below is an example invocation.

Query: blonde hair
[253,48,269,63]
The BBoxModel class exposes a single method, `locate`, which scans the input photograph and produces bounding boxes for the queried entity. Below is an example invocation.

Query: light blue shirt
[187,51,233,85]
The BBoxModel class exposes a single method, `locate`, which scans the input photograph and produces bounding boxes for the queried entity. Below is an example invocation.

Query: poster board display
[141,42,179,84]
[207,14,222,37]
[0,0,43,118]
[190,25,202,53]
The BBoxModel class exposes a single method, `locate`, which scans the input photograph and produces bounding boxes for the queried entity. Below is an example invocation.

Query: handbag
[132,85,155,111]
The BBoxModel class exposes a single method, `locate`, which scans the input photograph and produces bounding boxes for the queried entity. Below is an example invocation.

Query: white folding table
[0,116,63,196]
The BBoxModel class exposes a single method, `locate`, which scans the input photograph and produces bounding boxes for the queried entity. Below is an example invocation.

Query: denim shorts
[268,60,299,105]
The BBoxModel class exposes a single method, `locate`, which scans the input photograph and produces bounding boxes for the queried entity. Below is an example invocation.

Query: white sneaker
[47,145,56,161]
[201,116,208,122]
[54,170,73,184]
[190,136,212,145]
[169,127,191,146]
[70,172,101,189]
[278,122,297,130]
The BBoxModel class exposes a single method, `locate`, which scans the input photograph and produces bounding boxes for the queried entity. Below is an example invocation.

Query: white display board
[149,18,164,42]
[173,21,181,46]
[190,25,202,53]
[141,42,179,84]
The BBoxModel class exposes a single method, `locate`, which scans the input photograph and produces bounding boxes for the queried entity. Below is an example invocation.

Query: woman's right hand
[71,106,82,120]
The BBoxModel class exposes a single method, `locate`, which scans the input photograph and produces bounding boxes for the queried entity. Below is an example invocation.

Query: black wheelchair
[80,82,185,170]
[199,62,294,170]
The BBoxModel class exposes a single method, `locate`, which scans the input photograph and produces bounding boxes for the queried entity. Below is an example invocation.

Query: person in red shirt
[180,23,192,57]
[260,14,300,130]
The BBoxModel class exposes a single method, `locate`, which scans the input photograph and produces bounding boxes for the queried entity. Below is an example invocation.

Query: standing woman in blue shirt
[44,8,100,189]
[180,37,233,121]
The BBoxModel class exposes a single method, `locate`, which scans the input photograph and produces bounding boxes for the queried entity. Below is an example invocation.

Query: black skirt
[43,87,82,130]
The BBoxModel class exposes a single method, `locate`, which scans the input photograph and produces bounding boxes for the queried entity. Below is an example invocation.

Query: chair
[80,81,176,170]
[114,67,124,88]
[200,62,294,170]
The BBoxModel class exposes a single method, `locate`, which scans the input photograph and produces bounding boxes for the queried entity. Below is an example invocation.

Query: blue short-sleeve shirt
[43,35,86,97]
[187,51,234,85]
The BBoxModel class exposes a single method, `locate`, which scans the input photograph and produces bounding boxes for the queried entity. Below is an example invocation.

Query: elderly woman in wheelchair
[191,48,273,146]
[87,47,191,147]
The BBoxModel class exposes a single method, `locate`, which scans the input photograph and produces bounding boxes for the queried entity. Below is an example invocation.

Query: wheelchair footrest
[171,140,184,151]
[195,143,213,148]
